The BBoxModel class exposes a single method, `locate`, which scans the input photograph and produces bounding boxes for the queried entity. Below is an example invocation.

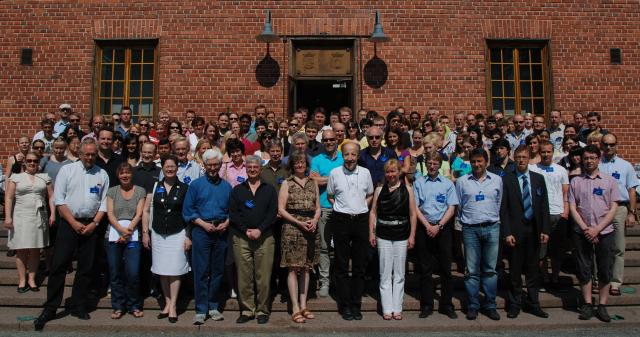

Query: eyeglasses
[25,159,39,163]
[70,119,80,122]
[289,123,298,127]
[367,135,381,140]
[515,121,525,124]
[602,142,617,147]
[322,138,336,143]
[170,126,180,129]
[263,136,273,140]
[140,123,149,127]
[32,146,45,150]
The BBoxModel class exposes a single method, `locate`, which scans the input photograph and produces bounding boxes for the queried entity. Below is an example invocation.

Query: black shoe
[34,310,55,331]
[352,309,363,321]
[168,316,178,324]
[256,315,269,324]
[236,315,254,324]
[7,250,16,257]
[439,307,457,319]
[29,286,40,292]
[157,312,169,319]
[507,308,520,319]
[419,307,433,318]
[578,303,593,320]
[595,305,611,323]
[484,309,501,321]
[524,306,549,318]
[340,308,353,321]
[70,311,90,320]
[17,286,30,294]
[466,309,478,320]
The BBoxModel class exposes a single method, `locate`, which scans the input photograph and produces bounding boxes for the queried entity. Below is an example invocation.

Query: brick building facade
[1,1,639,161]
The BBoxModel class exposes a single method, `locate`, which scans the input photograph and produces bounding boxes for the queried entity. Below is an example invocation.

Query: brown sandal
[301,308,315,319]
[610,288,621,296]
[393,313,403,320]
[131,310,144,318]
[292,311,306,323]
[383,314,393,320]
[111,310,125,319]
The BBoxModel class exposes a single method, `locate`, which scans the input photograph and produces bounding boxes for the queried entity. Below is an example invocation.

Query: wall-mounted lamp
[256,10,280,43]
[369,10,391,43]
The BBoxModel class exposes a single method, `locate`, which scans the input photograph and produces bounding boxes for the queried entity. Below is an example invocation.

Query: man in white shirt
[327,141,374,321]
[35,139,109,330]
[529,140,570,289]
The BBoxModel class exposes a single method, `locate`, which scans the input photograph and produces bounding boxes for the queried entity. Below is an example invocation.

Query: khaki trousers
[232,232,275,317]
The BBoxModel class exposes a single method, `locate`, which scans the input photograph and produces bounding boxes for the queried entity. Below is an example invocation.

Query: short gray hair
[79,138,97,154]
[202,148,222,162]
[245,155,263,167]
[291,132,308,145]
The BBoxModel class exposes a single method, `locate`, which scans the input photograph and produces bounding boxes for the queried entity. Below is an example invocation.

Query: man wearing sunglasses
[599,133,638,297]
[505,114,532,155]
[309,130,344,298]
[54,103,72,137]
[358,126,397,187]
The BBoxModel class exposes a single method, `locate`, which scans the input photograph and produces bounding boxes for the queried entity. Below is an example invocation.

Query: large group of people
[2,103,638,331]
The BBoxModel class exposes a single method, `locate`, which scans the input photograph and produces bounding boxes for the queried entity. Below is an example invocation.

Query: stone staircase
[1,227,639,314]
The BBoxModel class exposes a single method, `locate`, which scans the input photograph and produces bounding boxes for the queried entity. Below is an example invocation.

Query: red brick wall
[1,1,639,162]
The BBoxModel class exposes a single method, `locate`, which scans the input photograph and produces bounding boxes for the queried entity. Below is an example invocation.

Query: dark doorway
[295,79,352,115]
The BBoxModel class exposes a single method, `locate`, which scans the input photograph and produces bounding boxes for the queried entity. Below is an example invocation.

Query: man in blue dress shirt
[455,148,503,321]
[413,151,459,319]
[599,133,639,295]
[183,148,233,325]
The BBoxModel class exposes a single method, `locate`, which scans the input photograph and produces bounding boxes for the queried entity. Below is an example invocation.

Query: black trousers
[332,212,369,311]
[415,224,453,310]
[507,229,540,310]
[44,218,98,313]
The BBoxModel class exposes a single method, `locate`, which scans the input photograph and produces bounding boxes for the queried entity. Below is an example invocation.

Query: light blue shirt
[311,151,344,208]
[599,155,639,202]
[158,160,204,185]
[516,170,533,205]
[414,174,459,223]
[455,171,503,225]
[53,120,69,137]
[505,129,532,153]
[54,160,110,218]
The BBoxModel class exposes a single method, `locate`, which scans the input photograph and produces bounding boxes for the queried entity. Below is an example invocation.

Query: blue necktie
[522,175,533,220]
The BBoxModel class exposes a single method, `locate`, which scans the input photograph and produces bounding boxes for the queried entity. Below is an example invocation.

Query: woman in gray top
[105,162,147,319]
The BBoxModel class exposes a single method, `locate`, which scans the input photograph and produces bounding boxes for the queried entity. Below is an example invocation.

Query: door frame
[287,37,360,116]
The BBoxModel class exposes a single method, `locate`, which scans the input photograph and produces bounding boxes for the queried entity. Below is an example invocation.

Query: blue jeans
[191,226,228,314]
[105,240,142,312]
[462,222,500,311]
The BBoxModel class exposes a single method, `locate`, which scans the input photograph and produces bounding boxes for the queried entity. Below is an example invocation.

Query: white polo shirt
[54,160,110,219]
[529,163,569,215]
[326,165,374,215]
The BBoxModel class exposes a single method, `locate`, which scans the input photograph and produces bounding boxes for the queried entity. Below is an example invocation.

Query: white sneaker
[208,309,224,321]
[193,313,206,325]
[230,289,237,299]
[319,286,329,297]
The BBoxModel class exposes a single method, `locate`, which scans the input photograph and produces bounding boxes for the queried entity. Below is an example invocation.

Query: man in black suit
[500,145,551,319]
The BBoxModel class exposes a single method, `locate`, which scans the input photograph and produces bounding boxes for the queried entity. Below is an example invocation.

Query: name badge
[545,166,554,173]
[593,187,604,196]
[156,186,166,194]
[498,171,505,177]
[519,139,525,145]
[612,171,621,180]
[261,159,268,166]
[475,193,485,202]
[277,177,285,184]
[245,200,255,209]
[436,193,446,203]
[460,163,469,170]
[183,176,191,184]
[380,155,388,163]
[89,186,100,194]
[536,187,543,196]
[237,176,246,183]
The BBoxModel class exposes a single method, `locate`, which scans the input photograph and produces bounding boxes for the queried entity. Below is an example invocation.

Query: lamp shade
[256,10,280,43]
[369,10,391,43]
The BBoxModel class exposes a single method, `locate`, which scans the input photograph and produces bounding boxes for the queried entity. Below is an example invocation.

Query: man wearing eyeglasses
[309,130,344,298]
[505,114,532,155]
[599,133,638,297]
[54,103,72,137]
